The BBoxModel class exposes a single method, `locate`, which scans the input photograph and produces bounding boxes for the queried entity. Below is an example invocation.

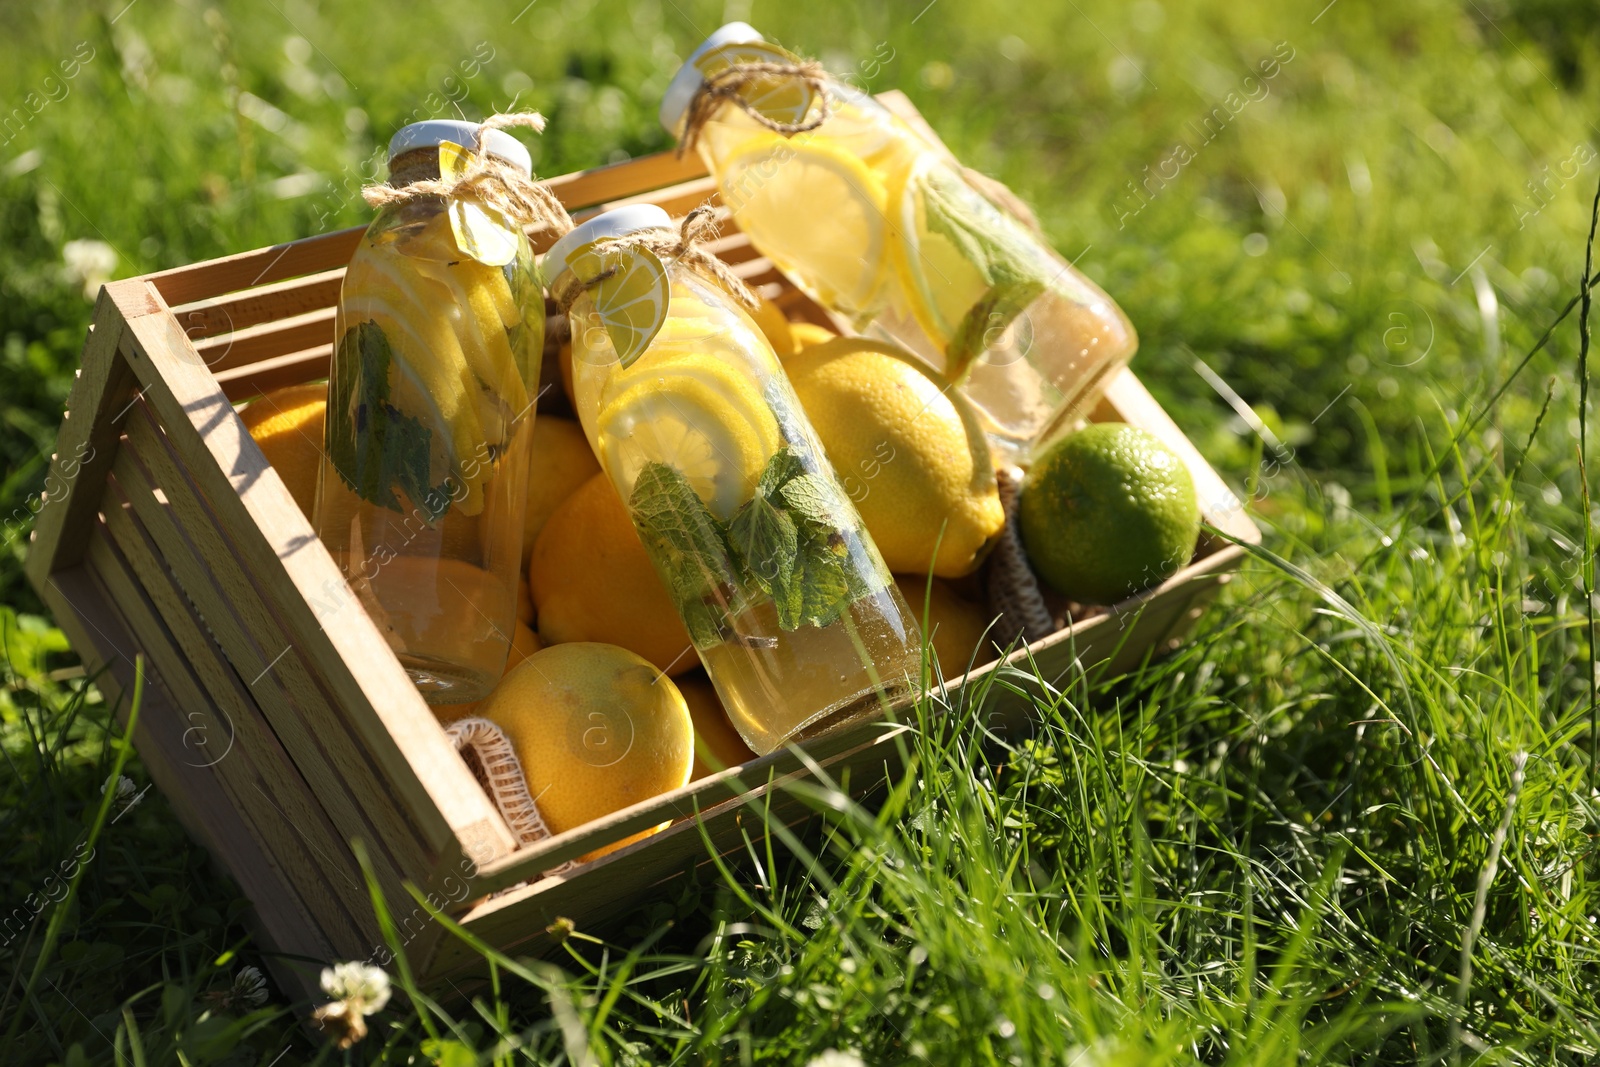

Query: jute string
[678,60,833,157]
[362,112,573,237]
[445,717,558,847]
[550,205,757,314]
[986,466,1057,646]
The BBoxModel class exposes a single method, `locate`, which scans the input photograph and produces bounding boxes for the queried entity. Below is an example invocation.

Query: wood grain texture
[86,512,378,956]
[170,269,344,343]
[214,345,333,403]
[24,290,138,587]
[115,294,517,872]
[43,552,340,997]
[428,724,912,979]
[110,418,422,894]
[194,306,336,374]
[544,150,708,213]
[145,229,363,307]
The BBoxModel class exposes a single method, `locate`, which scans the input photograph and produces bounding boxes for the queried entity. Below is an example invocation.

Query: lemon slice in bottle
[887,155,993,350]
[331,295,490,516]
[409,257,530,412]
[569,242,672,369]
[717,134,890,315]
[889,156,1059,377]
[595,354,780,520]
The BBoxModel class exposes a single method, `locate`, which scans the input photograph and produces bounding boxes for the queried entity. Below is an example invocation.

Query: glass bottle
[660,23,1138,461]
[545,205,921,754]
[315,120,544,704]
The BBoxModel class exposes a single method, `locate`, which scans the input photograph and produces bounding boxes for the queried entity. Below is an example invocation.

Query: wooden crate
[26,92,1260,1002]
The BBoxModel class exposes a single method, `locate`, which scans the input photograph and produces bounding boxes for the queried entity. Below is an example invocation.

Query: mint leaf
[947,278,1045,381]
[779,473,856,531]
[630,462,733,568]
[667,565,730,648]
[728,494,798,593]
[796,527,852,628]
[326,320,452,518]
[919,165,1054,378]
[757,447,806,498]
[629,461,738,648]
[728,493,801,629]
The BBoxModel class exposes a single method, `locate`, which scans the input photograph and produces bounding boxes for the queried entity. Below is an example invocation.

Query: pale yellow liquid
[318,208,540,703]
[568,268,920,755]
[698,86,1137,460]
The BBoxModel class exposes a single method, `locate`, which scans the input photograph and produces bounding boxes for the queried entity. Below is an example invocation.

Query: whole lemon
[482,642,693,861]
[786,322,837,352]
[238,382,328,519]
[516,578,533,624]
[786,337,1004,578]
[893,575,997,679]
[242,382,485,560]
[507,620,542,671]
[1020,422,1201,605]
[430,621,543,726]
[749,295,796,356]
[529,472,695,676]
[675,672,756,779]
[557,338,576,411]
[522,415,601,558]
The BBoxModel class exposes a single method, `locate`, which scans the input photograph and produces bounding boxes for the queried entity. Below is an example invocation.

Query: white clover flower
[312,961,391,1048]
[233,965,268,1008]
[61,239,117,300]
[202,962,271,1013]
[804,1051,866,1067]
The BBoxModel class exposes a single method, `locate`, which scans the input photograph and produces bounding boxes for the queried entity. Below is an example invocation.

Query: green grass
[3,0,1600,1062]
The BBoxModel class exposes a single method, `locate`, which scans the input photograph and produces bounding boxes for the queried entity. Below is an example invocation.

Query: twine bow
[362,112,573,237]
[678,59,833,157]
[550,205,757,313]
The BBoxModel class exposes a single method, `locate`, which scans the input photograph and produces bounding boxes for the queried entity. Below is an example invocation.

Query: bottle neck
[387,147,442,188]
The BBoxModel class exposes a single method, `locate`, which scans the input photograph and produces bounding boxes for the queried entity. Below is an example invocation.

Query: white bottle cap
[543,204,674,281]
[658,22,766,137]
[386,119,533,177]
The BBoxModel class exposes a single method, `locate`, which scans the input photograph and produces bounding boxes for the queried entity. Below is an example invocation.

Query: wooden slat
[25,292,138,585]
[110,423,419,888]
[977,547,1244,727]
[468,717,910,894]
[116,405,429,888]
[171,269,345,344]
[194,306,336,373]
[432,733,904,978]
[145,229,364,307]
[110,284,517,875]
[87,509,378,952]
[732,260,785,290]
[215,345,332,403]
[544,150,709,213]
[38,564,333,1003]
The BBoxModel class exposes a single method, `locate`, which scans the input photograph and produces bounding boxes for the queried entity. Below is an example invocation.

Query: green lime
[1019,422,1201,605]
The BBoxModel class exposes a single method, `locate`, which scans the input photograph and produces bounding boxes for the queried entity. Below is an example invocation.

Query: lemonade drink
[316,120,544,703]
[546,205,921,754]
[661,24,1138,460]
